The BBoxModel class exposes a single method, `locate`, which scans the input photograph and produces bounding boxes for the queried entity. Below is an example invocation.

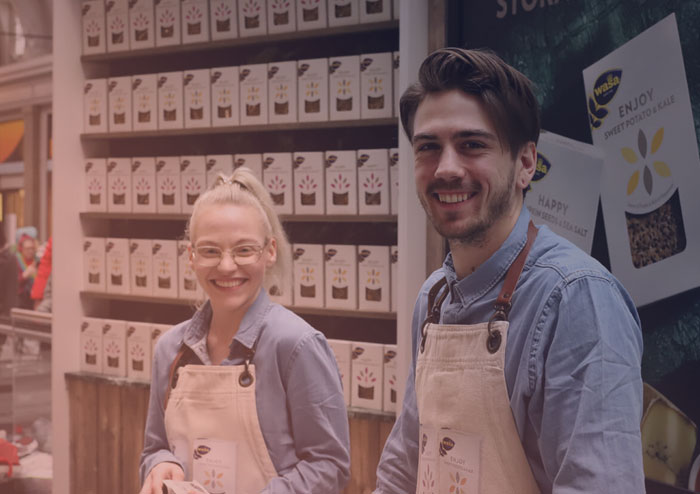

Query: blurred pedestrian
[15,234,38,309]
[31,237,52,312]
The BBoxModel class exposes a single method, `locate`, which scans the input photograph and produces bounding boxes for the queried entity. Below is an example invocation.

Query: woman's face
[189,203,277,316]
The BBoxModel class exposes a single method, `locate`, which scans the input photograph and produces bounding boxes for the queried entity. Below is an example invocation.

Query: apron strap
[164,345,202,410]
[420,276,449,353]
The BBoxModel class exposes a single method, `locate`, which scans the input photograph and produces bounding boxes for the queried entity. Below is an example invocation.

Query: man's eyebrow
[412,129,498,143]
[412,132,437,143]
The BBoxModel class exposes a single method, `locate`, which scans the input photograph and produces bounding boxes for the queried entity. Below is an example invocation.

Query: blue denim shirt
[140,289,351,493]
[375,206,645,493]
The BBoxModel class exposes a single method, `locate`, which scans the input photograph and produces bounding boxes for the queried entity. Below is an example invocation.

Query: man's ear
[516,142,537,192]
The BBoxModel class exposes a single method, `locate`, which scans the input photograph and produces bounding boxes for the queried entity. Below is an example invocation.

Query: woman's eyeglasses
[191,242,267,267]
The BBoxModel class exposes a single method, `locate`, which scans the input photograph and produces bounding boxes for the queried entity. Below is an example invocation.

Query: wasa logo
[192,444,211,460]
[621,127,670,196]
[525,152,551,193]
[587,69,622,130]
[438,436,455,457]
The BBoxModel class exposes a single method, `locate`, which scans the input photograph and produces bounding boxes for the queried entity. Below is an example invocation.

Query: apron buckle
[239,359,254,387]
[487,308,507,354]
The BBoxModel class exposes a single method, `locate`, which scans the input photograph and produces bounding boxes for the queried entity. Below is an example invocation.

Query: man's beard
[420,166,516,247]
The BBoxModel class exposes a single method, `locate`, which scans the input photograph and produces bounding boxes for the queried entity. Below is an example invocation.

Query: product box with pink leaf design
[210,0,239,40]
[325,150,357,215]
[351,342,383,411]
[328,0,359,27]
[357,148,389,215]
[102,319,127,377]
[106,0,130,52]
[293,152,324,214]
[107,158,132,213]
[263,153,293,214]
[84,78,107,134]
[267,0,295,34]
[131,157,157,213]
[82,0,106,55]
[80,317,104,374]
[156,156,182,213]
[85,158,107,212]
[83,237,106,292]
[129,0,155,49]
[108,76,132,132]
[181,0,209,44]
[180,156,206,214]
[383,344,397,412]
[297,0,327,31]
[127,321,153,382]
[359,0,391,23]
[238,0,267,37]
[155,0,181,47]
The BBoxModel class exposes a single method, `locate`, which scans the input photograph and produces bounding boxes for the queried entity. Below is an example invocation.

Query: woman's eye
[199,247,221,258]
[236,246,257,256]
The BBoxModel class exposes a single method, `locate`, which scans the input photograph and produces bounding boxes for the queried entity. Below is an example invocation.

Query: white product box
[268,61,298,124]
[328,0,359,27]
[267,0,295,34]
[210,0,239,40]
[152,239,179,298]
[132,74,159,131]
[151,323,172,355]
[383,344,397,412]
[102,319,127,377]
[107,158,132,213]
[240,64,268,125]
[329,55,361,121]
[126,322,153,382]
[84,78,108,134]
[238,0,267,37]
[108,76,132,132]
[180,155,207,213]
[325,150,358,215]
[85,158,107,212]
[359,0,391,23]
[293,243,324,308]
[392,51,399,116]
[158,71,184,129]
[293,152,325,214]
[583,14,700,307]
[390,244,397,312]
[106,0,130,52]
[211,66,240,127]
[177,240,202,299]
[192,439,237,492]
[328,339,352,406]
[82,0,106,55]
[129,238,153,296]
[131,157,157,213]
[129,0,156,49]
[83,237,106,292]
[155,0,181,46]
[181,0,210,43]
[263,153,293,214]
[206,154,234,188]
[524,131,603,254]
[360,52,393,119]
[184,69,211,128]
[357,149,390,214]
[296,0,327,31]
[234,153,263,182]
[324,244,357,310]
[162,480,208,494]
[357,245,390,311]
[106,237,131,294]
[268,269,293,306]
[351,342,383,410]
[80,317,104,373]
[298,58,329,122]
[156,156,182,213]
[389,147,398,215]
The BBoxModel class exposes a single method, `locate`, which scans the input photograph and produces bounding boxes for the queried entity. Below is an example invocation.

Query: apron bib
[415,222,540,494]
[164,346,277,494]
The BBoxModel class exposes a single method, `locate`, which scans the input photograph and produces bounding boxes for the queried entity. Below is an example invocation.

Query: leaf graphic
[621,147,638,164]
[595,106,608,119]
[638,129,647,158]
[653,161,670,177]
[627,171,639,195]
[590,117,601,129]
[651,127,664,154]
[643,165,653,195]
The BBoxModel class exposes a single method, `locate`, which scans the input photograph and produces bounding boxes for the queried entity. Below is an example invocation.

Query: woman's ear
[265,238,278,268]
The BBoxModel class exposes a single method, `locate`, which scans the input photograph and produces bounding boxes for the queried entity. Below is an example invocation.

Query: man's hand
[138,462,185,494]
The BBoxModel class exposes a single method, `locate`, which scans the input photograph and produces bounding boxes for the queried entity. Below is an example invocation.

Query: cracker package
[583,14,700,306]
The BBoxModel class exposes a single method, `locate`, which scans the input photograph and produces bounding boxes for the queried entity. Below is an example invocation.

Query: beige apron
[164,344,277,494]
[415,222,541,494]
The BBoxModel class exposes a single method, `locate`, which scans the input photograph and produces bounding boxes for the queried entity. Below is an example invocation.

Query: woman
[15,234,38,310]
[139,168,350,494]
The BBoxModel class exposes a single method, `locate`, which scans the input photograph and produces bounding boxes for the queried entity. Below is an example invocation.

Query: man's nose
[434,145,465,180]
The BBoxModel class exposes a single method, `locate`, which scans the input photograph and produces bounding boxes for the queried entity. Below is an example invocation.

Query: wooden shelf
[80,291,396,320]
[81,21,399,64]
[80,118,398,141]
[80,212,397,223]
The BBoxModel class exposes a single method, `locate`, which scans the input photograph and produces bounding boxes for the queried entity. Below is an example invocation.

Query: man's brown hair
[400,47,540,158]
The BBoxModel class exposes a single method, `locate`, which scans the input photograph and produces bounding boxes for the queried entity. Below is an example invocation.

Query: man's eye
[415,142,438,152]
[462,141,485,150]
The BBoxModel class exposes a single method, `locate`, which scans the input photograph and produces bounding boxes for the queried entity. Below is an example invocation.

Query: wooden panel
[346,416,382,494]
[121,385,151,494]
[97,381,122,494]
[67,377,99,494]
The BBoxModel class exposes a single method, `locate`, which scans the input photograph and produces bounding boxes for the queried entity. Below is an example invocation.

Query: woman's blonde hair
[185,166,291,294]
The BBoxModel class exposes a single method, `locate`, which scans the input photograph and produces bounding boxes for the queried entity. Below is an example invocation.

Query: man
[374,48,644,493]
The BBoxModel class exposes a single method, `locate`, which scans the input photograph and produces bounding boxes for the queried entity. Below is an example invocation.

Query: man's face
[412,89,530,245]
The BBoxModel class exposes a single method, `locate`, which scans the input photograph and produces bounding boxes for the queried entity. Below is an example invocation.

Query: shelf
[80,118,398,141]
[80,291,396,320]
[81,21,399,64]
[80,212,397,223]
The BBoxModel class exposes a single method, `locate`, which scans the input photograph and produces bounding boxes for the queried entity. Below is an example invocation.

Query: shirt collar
[445,205,532,306]
[182,288,273,353]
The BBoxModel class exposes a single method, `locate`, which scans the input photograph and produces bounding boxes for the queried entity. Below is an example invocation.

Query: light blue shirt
[140,290,351,493]
[375,206,645,493]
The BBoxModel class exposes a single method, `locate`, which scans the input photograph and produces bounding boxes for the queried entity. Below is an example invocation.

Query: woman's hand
[138,462,185,494]
[22,263,36,280]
